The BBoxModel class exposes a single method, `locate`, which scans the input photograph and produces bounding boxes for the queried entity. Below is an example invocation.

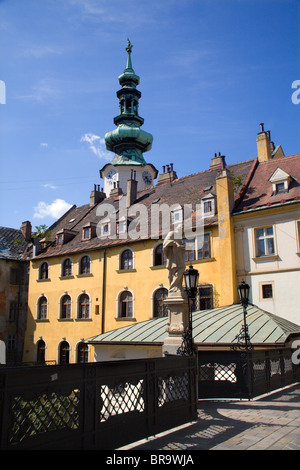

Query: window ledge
[37,278,51,282]
[116,269,136,273]
[192,257,215,264]
[58,318,73,322]
[75,318,92,321]
[76,273,93,278]
[59,275,74,280]
[36,319,49,322]
[115,317,136,322]
[252,255,279,262]
[150,265,166,270]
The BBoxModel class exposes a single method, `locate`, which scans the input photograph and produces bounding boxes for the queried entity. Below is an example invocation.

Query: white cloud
[40,142,48,147]
[80,133,111,161]
[33,199,72,219]
[42,183,57,190]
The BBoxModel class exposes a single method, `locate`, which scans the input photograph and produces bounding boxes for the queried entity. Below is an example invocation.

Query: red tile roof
[32,159,255,259]
[233,154,300,213]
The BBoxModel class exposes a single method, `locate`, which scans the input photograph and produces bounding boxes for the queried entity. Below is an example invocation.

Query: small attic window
[83,228,90,240]
[82,223,96,241]
[171,207,183,225]
[201,193,215,218]
[269,168,291,195]
[57,234,63,244]
[275,182,285,194]
[56,229,77,245]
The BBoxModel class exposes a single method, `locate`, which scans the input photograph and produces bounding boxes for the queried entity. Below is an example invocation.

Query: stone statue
[163,226,186,297]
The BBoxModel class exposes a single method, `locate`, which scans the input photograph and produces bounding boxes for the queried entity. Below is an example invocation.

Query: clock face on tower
[142,170,152,185]
[106,169,116,185]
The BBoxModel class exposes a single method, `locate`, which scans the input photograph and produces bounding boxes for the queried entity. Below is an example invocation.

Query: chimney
[126,170,138,207]
[210,152,226,170]
[157,163,177,185]
[90,184,106,206]
[20,221,32,242]
[256,123,285,162]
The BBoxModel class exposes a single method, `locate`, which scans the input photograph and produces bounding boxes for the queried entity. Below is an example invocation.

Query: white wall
[234,207,300,325]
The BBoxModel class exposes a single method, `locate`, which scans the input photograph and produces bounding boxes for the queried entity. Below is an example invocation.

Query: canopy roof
[86,304,300,347]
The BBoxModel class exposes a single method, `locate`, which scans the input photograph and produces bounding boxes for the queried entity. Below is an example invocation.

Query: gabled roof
[0,226,28,260]
[86,304,300,347]
[32,158,255,259]
[234,153,300,213]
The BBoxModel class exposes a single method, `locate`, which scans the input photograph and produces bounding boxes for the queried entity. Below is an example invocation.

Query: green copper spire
[104,40,153,166]
[125,38,134,72]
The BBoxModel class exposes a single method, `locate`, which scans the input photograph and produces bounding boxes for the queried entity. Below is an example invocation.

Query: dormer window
[171,206,183,225]
[275,182,285,194]
[201,193,215,218]
[103,223,110,235]
[269,168,291,195]
[82,223,96,241]
[56,229,77,245]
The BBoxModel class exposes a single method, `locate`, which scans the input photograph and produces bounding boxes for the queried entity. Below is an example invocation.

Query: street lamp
[235,280,252,350]
[177,265,199,356]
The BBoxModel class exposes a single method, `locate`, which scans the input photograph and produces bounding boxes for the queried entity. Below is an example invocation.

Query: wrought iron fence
[0,356,197,450]
[198,348,300,399]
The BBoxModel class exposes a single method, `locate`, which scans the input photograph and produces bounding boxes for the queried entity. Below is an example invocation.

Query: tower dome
[104,39,153,165]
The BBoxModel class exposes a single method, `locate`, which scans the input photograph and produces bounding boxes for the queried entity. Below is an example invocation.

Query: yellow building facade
[23,160,248,364]
[23,44,288,364]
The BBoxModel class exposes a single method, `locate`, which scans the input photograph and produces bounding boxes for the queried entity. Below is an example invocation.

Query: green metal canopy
[86,304,300,347]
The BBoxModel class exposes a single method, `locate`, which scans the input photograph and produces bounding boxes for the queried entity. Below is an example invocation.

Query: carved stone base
[162,294,189,357]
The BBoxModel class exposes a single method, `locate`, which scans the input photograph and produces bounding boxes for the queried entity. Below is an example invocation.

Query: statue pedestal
[162,293,189,356]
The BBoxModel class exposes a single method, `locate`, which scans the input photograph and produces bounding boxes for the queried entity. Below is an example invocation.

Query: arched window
[36,339,46,364]
[80,255,90,274]
[120,249,133,270]
[61,294,72,319]
[38,296,47,320]
[78,293,90,319]
[119,291,133,318]
[154,244,166,266]
[59,341,70,364]
[153,288,168,318]
[62,258,72,277]
[39,262,48,280]
[77,342,89,363]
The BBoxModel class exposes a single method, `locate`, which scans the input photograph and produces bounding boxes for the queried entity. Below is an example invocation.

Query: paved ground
[125,384,300,451]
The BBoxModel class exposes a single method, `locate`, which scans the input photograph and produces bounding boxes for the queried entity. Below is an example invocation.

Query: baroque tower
[100,40,157,197]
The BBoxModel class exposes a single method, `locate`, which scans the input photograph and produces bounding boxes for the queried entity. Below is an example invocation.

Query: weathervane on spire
[126,38,133,54]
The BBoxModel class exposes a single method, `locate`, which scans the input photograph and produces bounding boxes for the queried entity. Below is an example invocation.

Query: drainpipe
[101,248,107,334]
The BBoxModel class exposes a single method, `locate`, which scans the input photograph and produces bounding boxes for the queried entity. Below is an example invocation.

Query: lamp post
[235,280,252,350]
[177,265,199,356]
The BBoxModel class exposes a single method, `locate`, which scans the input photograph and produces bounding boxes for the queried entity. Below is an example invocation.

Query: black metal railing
[0,356,197,450]
[198,348,300,399]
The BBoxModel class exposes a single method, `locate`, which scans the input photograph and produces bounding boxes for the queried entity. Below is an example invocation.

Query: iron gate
[198,348,300,399]
[0,356,197,450]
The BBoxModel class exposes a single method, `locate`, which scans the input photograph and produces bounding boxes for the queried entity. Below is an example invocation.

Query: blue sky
[0,0,299,230]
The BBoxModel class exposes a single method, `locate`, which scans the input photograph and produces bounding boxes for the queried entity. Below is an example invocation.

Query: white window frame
[201,194,215,218]
[259,281,275,301]
[254,226,276,258]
